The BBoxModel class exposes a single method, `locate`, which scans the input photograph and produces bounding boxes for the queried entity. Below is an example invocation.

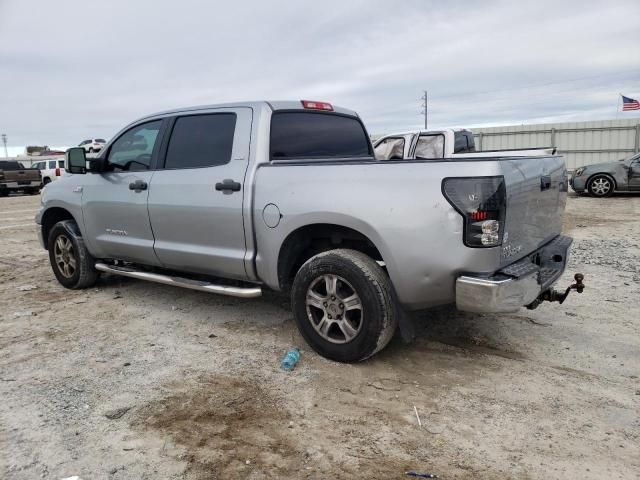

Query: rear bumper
[456,235,572,313]
[0,180,41,189]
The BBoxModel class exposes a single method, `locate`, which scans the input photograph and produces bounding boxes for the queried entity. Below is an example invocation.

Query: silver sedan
[571,152,640,197]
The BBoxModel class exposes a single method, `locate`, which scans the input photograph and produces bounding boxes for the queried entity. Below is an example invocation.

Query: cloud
[0,0,639,147]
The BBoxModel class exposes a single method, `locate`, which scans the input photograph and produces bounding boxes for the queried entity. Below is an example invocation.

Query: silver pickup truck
[36,100,581,362]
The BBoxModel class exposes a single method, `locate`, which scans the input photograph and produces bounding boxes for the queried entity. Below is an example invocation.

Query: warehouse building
[473,118,640,171]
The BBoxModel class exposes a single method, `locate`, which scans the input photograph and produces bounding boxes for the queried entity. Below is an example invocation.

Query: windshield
[622,152,640,162]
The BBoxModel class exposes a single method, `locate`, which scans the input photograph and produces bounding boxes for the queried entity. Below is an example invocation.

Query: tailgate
[499,156,567,266]
[2,169,40,182]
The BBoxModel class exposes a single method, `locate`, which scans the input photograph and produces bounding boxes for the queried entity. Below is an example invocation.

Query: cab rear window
[270,112,371,160]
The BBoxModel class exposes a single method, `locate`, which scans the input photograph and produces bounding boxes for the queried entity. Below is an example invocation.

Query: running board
[94,263,262,298]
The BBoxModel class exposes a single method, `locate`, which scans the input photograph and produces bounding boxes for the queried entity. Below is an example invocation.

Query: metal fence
[473,118,640,170]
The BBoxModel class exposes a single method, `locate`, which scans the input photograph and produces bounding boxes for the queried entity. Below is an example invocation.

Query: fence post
[477,132,483,151]
[635,124,639,153]
[551,128,556,149]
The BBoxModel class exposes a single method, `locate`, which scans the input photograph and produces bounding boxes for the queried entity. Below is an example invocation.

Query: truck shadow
[379,306,527,362]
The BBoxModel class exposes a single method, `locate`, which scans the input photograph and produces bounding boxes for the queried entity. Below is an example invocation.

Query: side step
[94,263,262,298]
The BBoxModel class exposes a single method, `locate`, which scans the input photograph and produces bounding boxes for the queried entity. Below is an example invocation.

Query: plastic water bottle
[280,348,300,371]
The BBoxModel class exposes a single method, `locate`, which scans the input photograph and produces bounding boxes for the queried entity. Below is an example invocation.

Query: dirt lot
[0,192,638,480]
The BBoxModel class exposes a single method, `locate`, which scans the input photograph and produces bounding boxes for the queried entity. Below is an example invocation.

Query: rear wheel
[588,175,614,197]
[48,220,99,289]
[291,249,397,363]
[0,189,8,197]
[43,178,51,186]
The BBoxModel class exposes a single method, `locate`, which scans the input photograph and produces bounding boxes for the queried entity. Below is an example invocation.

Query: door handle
[215,179,241,193]
[129,180,148,192]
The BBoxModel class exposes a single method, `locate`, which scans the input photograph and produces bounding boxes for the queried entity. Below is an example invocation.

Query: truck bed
[252,155,567,310]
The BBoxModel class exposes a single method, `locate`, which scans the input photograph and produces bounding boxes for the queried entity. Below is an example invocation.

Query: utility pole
[421,91,428,130]
[1,134,7,158]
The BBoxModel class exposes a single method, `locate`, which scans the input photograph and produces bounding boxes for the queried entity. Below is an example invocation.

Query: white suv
[79,138,106,153]
[31,159,66,185]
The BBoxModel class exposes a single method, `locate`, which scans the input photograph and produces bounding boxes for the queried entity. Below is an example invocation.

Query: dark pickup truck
[0,161,42,196]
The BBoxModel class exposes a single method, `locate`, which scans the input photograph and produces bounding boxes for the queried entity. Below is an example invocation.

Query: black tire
[48,220,99,289]
[88,147,94,153]
[291,249,398,362]
[0,189,8,197]
[43,178,51,186]
[587,174,614,197]
[27,187,40,195]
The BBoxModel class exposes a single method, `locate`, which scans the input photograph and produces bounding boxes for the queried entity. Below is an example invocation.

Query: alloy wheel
[305,274,363,344]
[54,234,76,278]
[590,177,611,196]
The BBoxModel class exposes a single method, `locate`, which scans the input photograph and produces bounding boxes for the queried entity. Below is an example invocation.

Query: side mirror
[67,147,87,174]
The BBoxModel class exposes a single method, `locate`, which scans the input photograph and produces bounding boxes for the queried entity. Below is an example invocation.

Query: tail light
[301,100,333,111]
[55,168,61,176]
[442,176,506,247]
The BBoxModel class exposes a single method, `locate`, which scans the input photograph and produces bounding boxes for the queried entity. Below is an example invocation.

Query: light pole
[421,91,428,130]
[1,134,7,158]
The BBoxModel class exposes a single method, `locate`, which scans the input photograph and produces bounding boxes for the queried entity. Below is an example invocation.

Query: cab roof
[135,100,358,124]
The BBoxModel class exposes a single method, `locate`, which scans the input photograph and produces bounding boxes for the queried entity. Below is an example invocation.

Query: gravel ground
[0,192,638,480]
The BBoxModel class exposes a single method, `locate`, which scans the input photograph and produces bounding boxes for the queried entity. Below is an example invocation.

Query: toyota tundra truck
[36,100,581,362]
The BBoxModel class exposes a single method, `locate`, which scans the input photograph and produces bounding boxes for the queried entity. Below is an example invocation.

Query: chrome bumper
[456,235,573,313]
[1,180,40,188]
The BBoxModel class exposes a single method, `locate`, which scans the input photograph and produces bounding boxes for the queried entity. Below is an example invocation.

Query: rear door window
[48,161,57,169]
[270,112,371,160]
[164,113,236,169]
[374,137,405,160]
[415,134,445,159]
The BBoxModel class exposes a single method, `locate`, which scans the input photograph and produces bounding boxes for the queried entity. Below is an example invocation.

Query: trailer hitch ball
[527,273,585,309]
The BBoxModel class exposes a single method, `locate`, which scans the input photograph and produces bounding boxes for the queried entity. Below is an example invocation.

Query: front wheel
[588,175,614,197]
[291,249,398,362]
[48,220,99,289]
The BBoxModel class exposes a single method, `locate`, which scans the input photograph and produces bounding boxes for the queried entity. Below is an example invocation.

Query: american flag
[622,95,640,111]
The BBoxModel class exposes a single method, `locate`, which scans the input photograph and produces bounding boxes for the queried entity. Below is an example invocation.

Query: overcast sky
[1,0,639,152]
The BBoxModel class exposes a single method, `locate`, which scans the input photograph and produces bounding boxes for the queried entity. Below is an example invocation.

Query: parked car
[570,152,640,197]
[31,159,66,185]
[374,129,555,160]
[79,139,106,153]
[36,100,578,362]
[0,160,41,196]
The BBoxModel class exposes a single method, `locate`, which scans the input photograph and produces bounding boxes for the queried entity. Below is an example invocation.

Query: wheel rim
[591,177,611,196]
[54,234,76,278]
[305,274,363,344]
